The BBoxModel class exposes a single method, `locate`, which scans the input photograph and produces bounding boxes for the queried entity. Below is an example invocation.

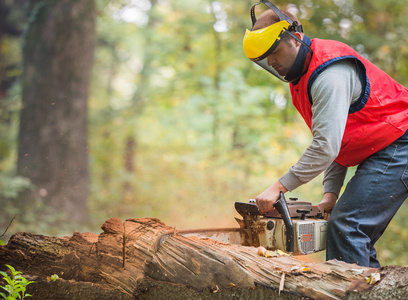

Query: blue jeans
[326,130,408,267]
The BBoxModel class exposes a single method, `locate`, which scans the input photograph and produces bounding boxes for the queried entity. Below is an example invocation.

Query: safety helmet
[243,0,310,82]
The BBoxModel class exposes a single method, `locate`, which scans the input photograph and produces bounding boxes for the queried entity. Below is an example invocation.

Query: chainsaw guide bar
[155,193,327,256]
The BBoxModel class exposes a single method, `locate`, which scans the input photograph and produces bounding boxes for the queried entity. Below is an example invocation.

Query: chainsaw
[155,192,328,255]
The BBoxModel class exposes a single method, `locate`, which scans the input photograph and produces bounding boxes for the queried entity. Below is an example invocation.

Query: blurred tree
[0,0,25,152]
[17,0,96,223]
[0,0,30,231]
[0,0,24,98]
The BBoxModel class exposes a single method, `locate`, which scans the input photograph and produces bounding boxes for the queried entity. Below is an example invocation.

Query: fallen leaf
[265,250,279,258]
[277,249,290,256]
[258,247,290,258]
[366,272,381,285]
[291,265,310,273]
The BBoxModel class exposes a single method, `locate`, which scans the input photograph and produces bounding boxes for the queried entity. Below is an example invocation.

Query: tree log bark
[0,218,407,299]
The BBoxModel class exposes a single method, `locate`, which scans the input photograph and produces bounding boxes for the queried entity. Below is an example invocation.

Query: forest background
[1,0,407,266]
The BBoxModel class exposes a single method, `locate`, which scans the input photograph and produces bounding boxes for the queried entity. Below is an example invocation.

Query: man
[243,0,408,268]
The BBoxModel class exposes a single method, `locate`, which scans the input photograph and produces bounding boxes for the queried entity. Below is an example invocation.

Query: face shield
[243,20,292,81]
[242,0,311,82]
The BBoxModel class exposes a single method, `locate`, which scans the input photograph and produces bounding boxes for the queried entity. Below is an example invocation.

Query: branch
[0,216,16,238]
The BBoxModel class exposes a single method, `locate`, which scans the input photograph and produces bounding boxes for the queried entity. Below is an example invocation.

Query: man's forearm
[323,161,348,197]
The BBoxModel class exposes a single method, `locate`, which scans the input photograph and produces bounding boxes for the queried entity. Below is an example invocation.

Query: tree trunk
[17,0,96,222]
[1,217,407,299]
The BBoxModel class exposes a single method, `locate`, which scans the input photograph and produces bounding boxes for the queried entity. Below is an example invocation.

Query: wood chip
[258,246,267,256]
[279,272,285,295]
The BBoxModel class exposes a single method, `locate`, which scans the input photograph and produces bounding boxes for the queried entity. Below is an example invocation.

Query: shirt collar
[285,35,312,84]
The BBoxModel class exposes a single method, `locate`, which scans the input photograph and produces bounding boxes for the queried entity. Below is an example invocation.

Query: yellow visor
[243,20,290,61]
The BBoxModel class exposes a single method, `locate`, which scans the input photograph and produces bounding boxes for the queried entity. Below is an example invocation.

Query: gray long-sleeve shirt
[279,59,362,197]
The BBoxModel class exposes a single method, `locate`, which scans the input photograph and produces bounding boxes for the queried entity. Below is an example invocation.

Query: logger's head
[243,0,312,82]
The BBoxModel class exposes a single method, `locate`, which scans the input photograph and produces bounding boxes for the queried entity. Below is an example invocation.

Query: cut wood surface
[0,217,407,299]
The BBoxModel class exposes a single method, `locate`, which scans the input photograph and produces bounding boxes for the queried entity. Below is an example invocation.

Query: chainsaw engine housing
[235,193,328,255]
[256,217,327,255]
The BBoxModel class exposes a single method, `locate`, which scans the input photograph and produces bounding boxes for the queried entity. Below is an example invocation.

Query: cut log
[0,217,407,299]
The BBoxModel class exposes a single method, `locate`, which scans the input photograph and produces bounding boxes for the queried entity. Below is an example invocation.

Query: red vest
[290,38,408,167]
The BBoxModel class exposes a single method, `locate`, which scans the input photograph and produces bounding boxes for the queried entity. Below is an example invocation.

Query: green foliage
[0,265,34,300]
[0,175,33,230]
[0,175,33,200]
[49,274,59,282]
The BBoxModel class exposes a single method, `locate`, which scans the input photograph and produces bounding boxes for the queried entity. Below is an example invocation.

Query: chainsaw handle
[273,192,295,253]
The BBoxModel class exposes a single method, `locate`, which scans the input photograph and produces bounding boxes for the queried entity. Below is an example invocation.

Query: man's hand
[317,192,338,220]
[255,181,288,214]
